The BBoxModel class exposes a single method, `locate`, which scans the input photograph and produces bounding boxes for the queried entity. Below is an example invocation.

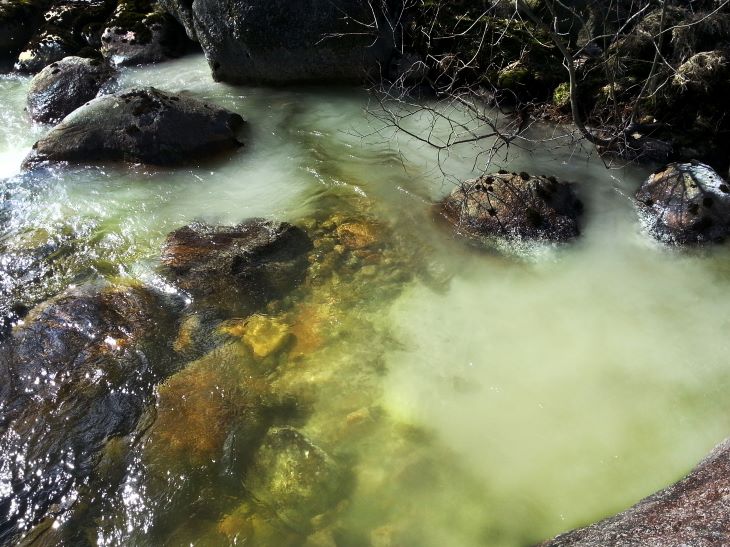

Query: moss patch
[552,82,570,108]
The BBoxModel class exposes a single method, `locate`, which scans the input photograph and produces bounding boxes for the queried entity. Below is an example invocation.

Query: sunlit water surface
[1,55,730,546]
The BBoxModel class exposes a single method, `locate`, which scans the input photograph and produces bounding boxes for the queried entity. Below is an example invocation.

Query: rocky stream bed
[3,1,730,546]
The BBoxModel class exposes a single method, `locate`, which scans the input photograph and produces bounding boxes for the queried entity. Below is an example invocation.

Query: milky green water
[2,55,730,546]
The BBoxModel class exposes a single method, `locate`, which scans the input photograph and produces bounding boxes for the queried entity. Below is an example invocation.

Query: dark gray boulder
[157,0,195,41]
[635,161,730,244]
[161,219,313,315]
[0,283,180,545]
[26,56,116,123]
[437,171,583,243]
[100,0,187,66]
[540,438,730,547]
[22,87,244,169]
[186,0,395,83]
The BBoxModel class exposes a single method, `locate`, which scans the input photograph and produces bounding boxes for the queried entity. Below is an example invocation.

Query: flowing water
[2,54,730,546]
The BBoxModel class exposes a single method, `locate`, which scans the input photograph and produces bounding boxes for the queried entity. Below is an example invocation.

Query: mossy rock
[146,343,271,471]
[497,61,530,91]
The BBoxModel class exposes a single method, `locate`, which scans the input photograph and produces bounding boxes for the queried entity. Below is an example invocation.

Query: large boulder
[540,438,730,546]
[635,161,730,244]
[437,171,583,243]
[100,0,187,66]
[186,0,395,83]
[161,219,313,315]
[22,87,244,169]
[26,55,116,123]
[0,282,180,545]
[158,0,194,41]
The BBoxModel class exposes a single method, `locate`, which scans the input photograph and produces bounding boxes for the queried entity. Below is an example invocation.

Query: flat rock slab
[22,86,244,169]
[27,55,116,123]
[540,439,730,546]
[161,219,313,315]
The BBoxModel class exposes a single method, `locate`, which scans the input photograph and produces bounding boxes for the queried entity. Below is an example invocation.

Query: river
[1,54,729,546]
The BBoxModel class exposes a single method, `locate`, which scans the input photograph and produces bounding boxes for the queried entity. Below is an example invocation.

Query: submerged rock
[336,220,380,250]
[22,87,244,168]
[147,343,269,471]
[0,282,180,545]
[540,438,730,546]
[437,172,582,243]
[188,0,394,83]
[246,427,347,531]
[26,56,116,123]
[100,0,186,66]
[161,219,312,315]
[635,162,730,244]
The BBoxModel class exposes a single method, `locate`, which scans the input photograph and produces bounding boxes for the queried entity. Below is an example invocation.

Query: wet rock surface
[189,0,394,84]
[26,55,116,123]
[100,0,186,66]
[540,438,730,547]
[0,282,180,545]
[636,162,730,244]
[22,87,244,168]
[437,172,583,243]
[161,219,313,315]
